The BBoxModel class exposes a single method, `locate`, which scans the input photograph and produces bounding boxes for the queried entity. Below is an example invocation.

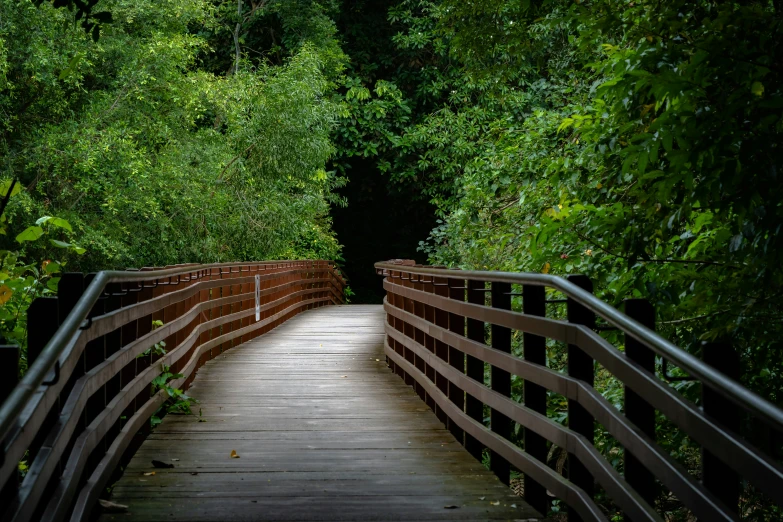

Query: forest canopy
[336,0,783,404]
[1,0,780,394]
[1,0,782,518]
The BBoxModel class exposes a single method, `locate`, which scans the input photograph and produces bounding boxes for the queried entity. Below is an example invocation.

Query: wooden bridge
[0,260,782,521]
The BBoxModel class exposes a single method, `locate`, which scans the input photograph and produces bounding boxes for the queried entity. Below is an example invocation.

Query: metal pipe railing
[0,260,343,450]
[374,261,783,432]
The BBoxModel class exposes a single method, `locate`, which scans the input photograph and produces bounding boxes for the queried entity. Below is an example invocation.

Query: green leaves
[35,216,72,232]
[58,52,84,80]
[15,226,44,243]
[0,180,21,198]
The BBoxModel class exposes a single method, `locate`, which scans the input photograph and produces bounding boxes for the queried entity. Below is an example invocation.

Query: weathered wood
[100,306,541,522]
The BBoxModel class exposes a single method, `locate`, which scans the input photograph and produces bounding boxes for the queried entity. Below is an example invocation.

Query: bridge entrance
[102,305,538,521]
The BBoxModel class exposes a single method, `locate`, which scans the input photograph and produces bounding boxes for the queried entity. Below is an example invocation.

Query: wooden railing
[0,261,345,522]
[376,260,783,522]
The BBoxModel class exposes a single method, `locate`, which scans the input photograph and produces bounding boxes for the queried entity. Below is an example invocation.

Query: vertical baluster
[103,284,123,447]
[623,298,656,518]
[26,297,59,366]
[82,274,107,478]
[172,275,187,373]
[384,268,396,375]
[391,268,406,381]
[0,343,19,405]
[209,269,222,350]
[464,279,485,461]
[241,266,251,343]
[522,284,548,514]
[197,270,211,366]
[0,342,20,515]
[702,341,740,517]
[135,269,157,441]
[566,274,595,521]
[422,273,437,413]
[58,273,85,404]
[412,269,428,403]
[447,273,465,444]
[432,271,451,426]
[119,281,140,434]
[24,296,62,504]
[161,271,178,367]
[490,281,511,485]
[221,268,233,353]
[401,269,416,389]
[83,274,105,428]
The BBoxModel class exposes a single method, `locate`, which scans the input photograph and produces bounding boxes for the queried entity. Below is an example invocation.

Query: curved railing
[0,261,345,522]
[375,259,783,521]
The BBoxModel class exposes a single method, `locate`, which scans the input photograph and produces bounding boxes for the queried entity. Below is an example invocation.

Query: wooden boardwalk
[101,305,542,521]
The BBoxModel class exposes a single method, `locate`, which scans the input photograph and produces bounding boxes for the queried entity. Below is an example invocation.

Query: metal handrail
[0,260,342,448]
[374,261,783,432]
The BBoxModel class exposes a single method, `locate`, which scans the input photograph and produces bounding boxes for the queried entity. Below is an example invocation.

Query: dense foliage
[1,0,343,272]
[2,0,783,518]
[334,0,783,518]
[0,0,348,350]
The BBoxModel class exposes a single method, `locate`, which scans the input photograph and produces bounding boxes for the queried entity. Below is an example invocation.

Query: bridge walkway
[100,305,541,521]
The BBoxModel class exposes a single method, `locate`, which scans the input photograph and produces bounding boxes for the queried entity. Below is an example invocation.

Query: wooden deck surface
[101,305,542,521]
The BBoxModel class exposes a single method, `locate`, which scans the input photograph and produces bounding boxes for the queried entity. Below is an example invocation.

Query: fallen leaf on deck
[443,505,459,509]
[190,472,199,476]
[479,496,485,500]
[511,503,517,508]
[143,472,156,476]
[230,449,240,458]
[171,458,180,461]
[99,500,128,513]
[490,500,500,506]
[341,375,347,378]
[152,460,174,469]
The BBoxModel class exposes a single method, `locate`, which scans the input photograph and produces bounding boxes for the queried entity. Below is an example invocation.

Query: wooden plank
[100,306,543,522]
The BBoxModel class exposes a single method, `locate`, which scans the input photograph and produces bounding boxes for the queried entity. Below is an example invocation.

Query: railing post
[447,272,465,445]
[0,343,19,404]
[0,342,20,512]
[490,280,511,486]
[401,267,417,389]
[421,272,437,413]
[25,297,63,477]
[522,284,548,515]
[57,272,85,399]
[566,274,595,521]
[119,279,140,435]
[464,279,485,461]
[83,274,105,431]
[26,297,59,366]
[432,270,451,426]
[412,267,428,404]
[103,284,123,447]
[702,341,740,517]
[57,272,85,322]
[623,299,656,517]
[389,268,406,381]
[221,268,234,353]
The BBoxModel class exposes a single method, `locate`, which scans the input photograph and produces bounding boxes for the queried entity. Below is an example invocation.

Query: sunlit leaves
[15,227,44,243]
[1,0,342,269]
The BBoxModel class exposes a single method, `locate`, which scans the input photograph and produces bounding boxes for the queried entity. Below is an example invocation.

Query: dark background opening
[330,158,436,303]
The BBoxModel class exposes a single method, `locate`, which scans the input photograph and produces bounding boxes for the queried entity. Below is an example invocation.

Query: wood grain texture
[100,305,542,522]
